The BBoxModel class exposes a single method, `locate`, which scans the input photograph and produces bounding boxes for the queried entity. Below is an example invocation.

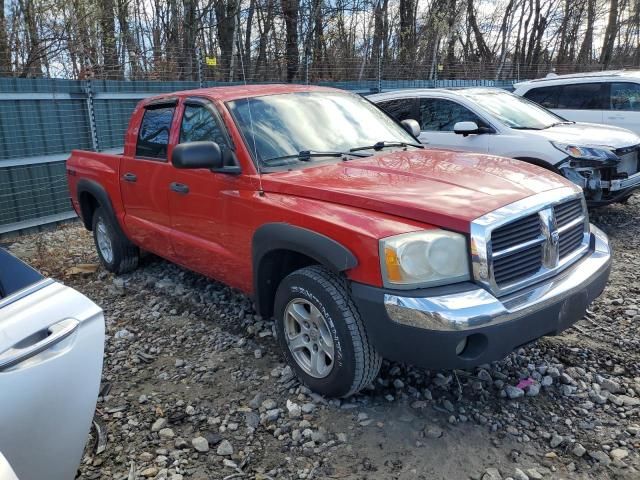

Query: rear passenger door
[524,83,605,124]
[606,82,640,135]
[120,101,177,256]
[556,82,606,124]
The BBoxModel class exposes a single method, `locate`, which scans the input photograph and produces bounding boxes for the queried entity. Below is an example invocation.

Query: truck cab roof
[141,83,342,106]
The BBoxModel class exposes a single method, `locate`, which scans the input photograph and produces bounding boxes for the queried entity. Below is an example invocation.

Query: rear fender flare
[76,179,118,231]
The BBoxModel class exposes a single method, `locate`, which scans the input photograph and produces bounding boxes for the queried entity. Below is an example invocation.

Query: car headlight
[551,141,619,162]
[380,230,470,288]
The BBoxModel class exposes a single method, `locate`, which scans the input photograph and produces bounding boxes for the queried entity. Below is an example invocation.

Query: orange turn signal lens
[384,246,403,282]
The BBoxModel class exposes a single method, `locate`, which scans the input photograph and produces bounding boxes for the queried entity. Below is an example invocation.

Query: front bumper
[351,224,611,370]
[607,171,640,192]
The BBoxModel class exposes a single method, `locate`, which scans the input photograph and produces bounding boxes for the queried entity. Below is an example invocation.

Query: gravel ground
[5,197,640,480]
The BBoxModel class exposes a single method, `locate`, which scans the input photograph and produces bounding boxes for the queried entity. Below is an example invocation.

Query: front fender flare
[252,223,358,316]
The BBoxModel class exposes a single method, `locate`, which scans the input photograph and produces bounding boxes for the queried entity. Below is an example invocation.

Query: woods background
[0,0,639,84]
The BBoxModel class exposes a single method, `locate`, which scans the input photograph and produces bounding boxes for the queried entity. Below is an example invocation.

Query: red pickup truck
[67,84,612,397]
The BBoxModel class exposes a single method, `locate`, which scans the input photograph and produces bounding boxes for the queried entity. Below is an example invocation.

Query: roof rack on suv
[525,70,640,83]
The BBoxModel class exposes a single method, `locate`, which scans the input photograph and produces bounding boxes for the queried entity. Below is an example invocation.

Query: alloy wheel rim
[283,298,335,378]
[96,220,114,263]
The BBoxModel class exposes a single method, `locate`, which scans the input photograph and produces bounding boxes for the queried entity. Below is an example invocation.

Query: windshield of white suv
[227,91,420,168]
[461,90,568,130]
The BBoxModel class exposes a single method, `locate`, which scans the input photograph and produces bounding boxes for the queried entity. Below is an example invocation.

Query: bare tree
[600,0,620,67]
[281,0,300,81]
[0,0,10,74]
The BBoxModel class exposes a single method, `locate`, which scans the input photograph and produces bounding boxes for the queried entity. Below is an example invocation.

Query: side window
[523,86,561,109]
[419,98,486,132]
[136,105,175,160]
[610,82,640,111]
[558,83,606,110]
[377,98,417,122]
[180,104,229,147]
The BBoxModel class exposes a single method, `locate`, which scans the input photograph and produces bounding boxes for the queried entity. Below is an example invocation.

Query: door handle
[122,173,137,182]
[0,318,79,371]
[170,182,189,194]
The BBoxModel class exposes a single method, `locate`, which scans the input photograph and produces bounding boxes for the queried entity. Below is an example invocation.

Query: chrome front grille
[471,188,591,296]
[554,199,582,227]
[560,223,586,258]
[493,243,542,285]
[491,213,540,251]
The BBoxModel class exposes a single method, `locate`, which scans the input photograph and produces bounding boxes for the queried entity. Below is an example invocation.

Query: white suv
[513,70,640,135]
[369,88,640,205]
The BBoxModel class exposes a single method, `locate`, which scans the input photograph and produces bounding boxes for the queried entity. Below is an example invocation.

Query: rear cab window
[135,104,176,160]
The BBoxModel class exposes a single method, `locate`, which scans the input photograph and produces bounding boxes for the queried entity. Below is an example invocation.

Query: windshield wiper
[261,150,371,166]
[545,121,576,128]
[511,126,543,130]
[349,140,424,152]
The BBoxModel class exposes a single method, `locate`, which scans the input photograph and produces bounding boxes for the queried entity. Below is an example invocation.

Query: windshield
[227,91,417,167]
[460,90,566,130]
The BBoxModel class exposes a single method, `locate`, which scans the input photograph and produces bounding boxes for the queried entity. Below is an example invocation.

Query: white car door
[416,97,490,153]
[552,82,605,125]
[606,81,640,135]
[521,82,605,125]
[0,452,19,480]
[0,249,104,480]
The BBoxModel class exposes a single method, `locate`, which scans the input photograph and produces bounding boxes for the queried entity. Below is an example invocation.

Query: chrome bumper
[384,224,611,332]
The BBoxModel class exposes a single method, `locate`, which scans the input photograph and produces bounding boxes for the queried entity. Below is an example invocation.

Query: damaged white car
[371,88,640,205]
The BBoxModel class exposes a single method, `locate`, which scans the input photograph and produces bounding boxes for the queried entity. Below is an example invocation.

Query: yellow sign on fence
[205,57,217,66]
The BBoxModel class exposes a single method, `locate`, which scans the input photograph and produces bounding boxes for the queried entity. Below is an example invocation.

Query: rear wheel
[92,207,139,274]
[274,265,381,397]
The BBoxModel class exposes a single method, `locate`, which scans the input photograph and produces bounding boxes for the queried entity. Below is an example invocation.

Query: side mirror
[453,121,481,136]
[172,141,223,169]
[400,119,421,138]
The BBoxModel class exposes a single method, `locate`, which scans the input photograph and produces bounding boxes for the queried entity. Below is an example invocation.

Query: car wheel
[92,207,139,274]
[274,265,382,397]
[619,193,633,204]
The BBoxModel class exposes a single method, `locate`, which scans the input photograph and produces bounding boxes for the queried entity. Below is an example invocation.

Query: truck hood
[260,149,573,232]
[523,122,640,149]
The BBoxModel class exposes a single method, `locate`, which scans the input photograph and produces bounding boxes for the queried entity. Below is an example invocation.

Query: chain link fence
[0,52,637,236]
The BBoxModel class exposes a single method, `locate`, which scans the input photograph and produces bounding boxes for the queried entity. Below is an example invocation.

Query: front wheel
[274,265,382,397]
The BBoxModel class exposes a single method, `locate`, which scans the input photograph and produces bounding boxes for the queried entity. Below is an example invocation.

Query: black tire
[274,265,382,397]
[92,207,139,274]
[619,193,633,204]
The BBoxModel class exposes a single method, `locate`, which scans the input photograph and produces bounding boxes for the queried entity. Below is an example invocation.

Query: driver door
[167,98,246,285]
[416,97,490,153]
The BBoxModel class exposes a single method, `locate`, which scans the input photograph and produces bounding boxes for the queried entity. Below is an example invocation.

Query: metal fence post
[306,57,310,85]
[196,47,204,88]
[377,49,382,93]
[84,79,100,152]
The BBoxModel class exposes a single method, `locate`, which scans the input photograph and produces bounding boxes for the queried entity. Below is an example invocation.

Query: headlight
[551,141,618,162]
[380,230,470,288]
